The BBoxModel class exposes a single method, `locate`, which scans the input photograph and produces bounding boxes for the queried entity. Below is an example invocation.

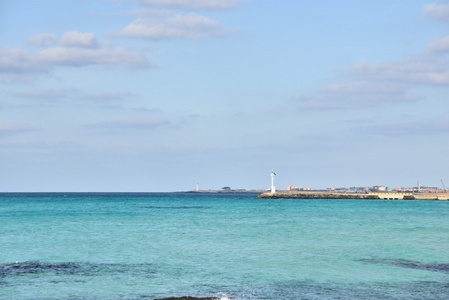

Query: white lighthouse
[271,170,276,193]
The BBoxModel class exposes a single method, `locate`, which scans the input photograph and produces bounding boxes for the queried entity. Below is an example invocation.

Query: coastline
[257,191,449,201]
[186,190,265,194]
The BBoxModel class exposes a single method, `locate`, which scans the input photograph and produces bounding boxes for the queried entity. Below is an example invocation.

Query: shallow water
[1,193,448,299]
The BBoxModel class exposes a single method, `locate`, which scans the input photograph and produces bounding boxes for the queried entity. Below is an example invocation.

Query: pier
[257,191,449,201]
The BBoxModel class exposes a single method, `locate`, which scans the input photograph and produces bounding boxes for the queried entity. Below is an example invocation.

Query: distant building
[328,187,347,192]
[287,185,313,191]
[371,186,388,192]
[419,186,439,193]
[349,187,370,193]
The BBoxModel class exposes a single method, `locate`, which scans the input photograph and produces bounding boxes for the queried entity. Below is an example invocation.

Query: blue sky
[1,0,449,192]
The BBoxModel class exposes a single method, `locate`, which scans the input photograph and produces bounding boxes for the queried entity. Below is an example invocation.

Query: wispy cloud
[117,0,240,41]
[0,121,34,137]
[59,31,99,48]
[86,117,170,131]
[298,81,423,110]
[350,57,449,86]
[348,35,449,86]
[428,36,449,53]
[85,112,199,134]
[321,81,407,95]
[424,3,449,22]
[138,0,240,10]
[14,90,66,100]
[0,31,152,78]
[298,34,449,110]
[12,89,135,101]
[0,140,85,152]
[117,13,229,40]
[27,33,57,46]
[357,120,449,136]
[79,91,135,101]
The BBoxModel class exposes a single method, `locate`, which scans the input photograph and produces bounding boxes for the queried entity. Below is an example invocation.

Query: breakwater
[257,191,449,200]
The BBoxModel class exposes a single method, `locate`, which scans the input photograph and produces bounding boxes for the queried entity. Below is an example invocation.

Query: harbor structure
[258,191,449,200]
[271,171,276,193]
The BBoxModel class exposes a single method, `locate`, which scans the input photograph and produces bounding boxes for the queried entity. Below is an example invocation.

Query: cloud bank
[349,35,449,86]
[298,34,449,110]
[0,31,152,77]
[117,0,239,40]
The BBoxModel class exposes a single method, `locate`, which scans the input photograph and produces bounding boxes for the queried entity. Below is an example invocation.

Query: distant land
[187,189,265,194]
[187,185,449,201]
[257,191,449,201]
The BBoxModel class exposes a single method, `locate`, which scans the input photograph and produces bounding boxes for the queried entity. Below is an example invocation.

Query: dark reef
[360,258,449,274]
[154,297,223,300]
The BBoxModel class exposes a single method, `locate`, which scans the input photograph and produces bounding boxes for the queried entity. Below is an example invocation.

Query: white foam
[215,293,234,300]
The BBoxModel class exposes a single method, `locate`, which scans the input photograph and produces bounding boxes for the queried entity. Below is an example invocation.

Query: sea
[1,192,449,300]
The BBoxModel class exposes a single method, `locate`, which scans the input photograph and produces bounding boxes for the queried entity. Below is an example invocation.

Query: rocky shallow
[154,297,228,300]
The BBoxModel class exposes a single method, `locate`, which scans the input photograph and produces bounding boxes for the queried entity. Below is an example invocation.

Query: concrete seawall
[257,191,449,201]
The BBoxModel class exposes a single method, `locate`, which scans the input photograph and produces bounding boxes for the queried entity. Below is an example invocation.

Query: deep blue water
[1,192,449,299]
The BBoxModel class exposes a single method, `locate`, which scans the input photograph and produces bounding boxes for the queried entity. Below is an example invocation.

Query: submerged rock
[0,261,81,276]
[360,258,449,274]
[154,297,222,300]
[0,261,157,278]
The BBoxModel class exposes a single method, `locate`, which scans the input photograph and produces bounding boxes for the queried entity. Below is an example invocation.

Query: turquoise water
[1,193,449,299]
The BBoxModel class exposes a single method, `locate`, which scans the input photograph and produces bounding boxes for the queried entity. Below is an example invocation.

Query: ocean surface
[1,192,449,300]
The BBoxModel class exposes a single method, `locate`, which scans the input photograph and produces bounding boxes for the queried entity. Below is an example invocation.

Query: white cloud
[28,31,98,48]
[37,46,143,67]
[295,7,449,113]
[298,35,449,110]
[0,32,152,76]
[13,89,135,102]
[351,59,449,85]
[119,13,227,40]
[428,36,449,53]
[299,79,426,109]
[424,3,449,22]
[0,121,33,137]
[348,35,449,86]
[87,117,170,131]
[299,92,421,110]
[27,33,57,46]
[321,81,406,95]
[138,0,239,10]
[124,8,172,17]
[14,90,65,99]
[358,120,449,136]
[79,91,135,101]
[298,80,423,110]
[60,31,98,48]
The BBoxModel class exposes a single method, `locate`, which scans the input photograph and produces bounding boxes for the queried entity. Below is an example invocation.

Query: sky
[1,0,449,192]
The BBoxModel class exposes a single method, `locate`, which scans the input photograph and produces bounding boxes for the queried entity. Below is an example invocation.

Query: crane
[441,179,447,192]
